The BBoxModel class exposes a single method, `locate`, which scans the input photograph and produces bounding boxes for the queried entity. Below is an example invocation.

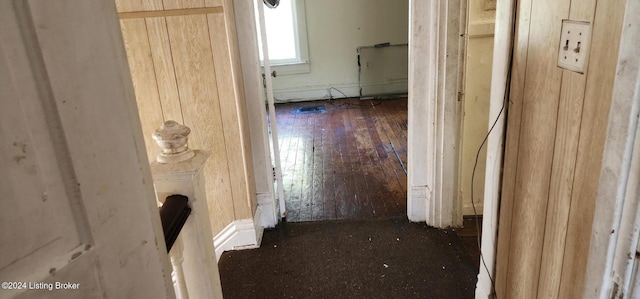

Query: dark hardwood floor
[275,97,408,222]
[455,216,483,272]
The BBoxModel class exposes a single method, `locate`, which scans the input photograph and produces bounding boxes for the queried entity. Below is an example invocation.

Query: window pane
[255,0,297,62]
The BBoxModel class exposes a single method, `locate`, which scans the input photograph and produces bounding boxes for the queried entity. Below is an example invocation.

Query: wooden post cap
[152,121,195,163]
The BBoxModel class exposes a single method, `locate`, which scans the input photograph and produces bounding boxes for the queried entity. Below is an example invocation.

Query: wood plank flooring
[275,97,408,222]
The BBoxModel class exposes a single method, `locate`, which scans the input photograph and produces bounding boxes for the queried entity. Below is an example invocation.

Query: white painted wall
[272,0,409,102]
[460,1,496,216]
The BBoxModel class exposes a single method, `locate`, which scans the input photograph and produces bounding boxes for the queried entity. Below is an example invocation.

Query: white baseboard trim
[462,202,484,216]
[273,83,360,103]
[407,185,429,222]
[272,81,408,103]
[257,191,277,228]
[213,210,264,261]
[361,80,408,97]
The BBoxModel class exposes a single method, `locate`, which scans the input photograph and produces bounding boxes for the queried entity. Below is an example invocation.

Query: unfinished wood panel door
[505,0,569,297]
[558,1,627,298]
[497,0,628,298]
[537,2,596,297]
[117,2,255,235]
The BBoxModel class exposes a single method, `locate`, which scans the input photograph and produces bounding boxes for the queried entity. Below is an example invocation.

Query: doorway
[257,0,410,222]
[458,1,497,218]
[239,0,501,230]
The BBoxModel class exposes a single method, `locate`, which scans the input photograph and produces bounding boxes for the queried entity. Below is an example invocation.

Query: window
[254,0,309,74]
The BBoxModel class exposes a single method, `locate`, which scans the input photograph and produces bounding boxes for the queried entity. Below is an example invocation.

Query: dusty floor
[219,217,478,299]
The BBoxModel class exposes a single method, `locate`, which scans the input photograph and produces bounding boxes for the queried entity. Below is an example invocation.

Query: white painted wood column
[475,0,515,297]
[407,0,438,223]
[233,0,279,228]
[150,121,224,299]
[256,0,287,219]
[408,0,464,227]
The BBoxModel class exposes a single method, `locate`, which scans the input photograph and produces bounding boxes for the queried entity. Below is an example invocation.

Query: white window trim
[260,0,310,75]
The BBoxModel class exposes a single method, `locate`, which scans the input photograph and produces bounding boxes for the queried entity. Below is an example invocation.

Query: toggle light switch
[557,20,591,73]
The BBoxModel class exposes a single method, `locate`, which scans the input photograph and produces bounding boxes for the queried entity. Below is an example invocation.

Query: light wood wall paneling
[217,0,258,211]
[206,0,224,7]
[163,0,205,10]
[494,0,533,296]
[537,1,596,297]
[119,19,165,162]
[206,12,252,219]
[115,0,164,13]
[165,14,235,233]
[227,0,258,212]
[505,0,569,297]
[145,17,184,124]
[559,1,627,297]
[119,7,223,20]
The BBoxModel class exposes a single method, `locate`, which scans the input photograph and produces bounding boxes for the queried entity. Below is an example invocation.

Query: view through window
[254,0,306,65]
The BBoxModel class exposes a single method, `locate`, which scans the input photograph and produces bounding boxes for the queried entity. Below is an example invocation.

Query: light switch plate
[557,20,591,73]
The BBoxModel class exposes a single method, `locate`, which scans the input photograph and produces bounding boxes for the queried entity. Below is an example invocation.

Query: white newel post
[150,121,224,299]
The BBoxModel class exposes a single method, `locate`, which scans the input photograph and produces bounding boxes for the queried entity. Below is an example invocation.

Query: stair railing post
[150,121,223,299]
[169,236,189,299]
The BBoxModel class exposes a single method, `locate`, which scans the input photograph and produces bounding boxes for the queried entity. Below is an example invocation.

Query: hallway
[219,217,478,298]
[275,97,408,222]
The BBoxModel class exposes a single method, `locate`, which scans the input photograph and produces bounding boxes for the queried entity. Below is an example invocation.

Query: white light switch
[557,20,591,73]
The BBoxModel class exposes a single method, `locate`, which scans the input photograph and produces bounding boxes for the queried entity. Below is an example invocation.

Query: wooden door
[495,0,627,298]
[0,1,174,298]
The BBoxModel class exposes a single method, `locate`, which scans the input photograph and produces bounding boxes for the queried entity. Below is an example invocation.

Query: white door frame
[583,0,640,297]
[407,0,465,228]
[233,0,279,228]
[474,0,515,296]
[255,0,287,219]
[236,0,470,228]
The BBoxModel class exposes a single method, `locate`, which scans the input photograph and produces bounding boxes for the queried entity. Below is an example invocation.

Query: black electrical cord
[470,1,517,298]
[326,86,382,108]
[326,87,350,107]
[470,88,505,299]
